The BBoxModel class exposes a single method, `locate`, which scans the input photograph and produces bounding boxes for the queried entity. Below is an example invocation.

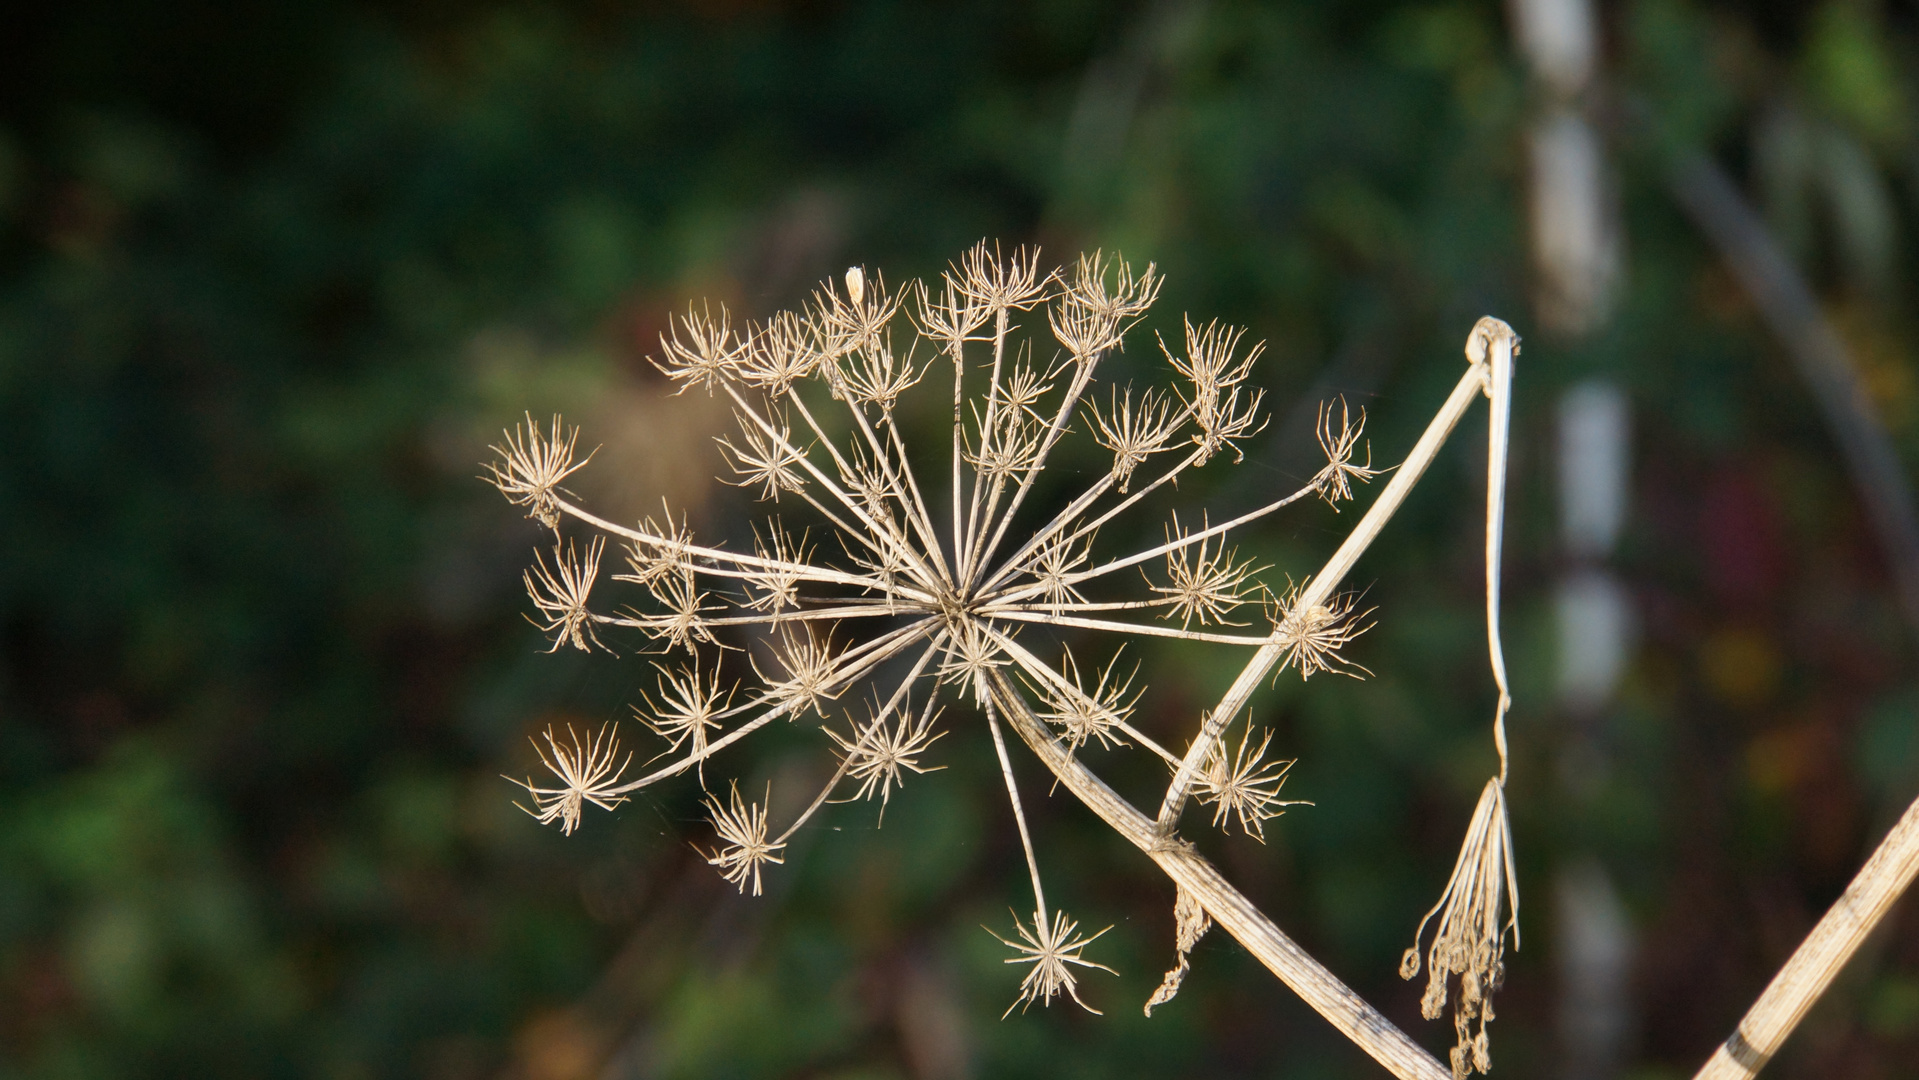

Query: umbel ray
[488,243,1520,1080]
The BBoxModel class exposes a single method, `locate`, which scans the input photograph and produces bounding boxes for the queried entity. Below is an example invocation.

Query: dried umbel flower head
[703,780,785,896]
[988,907,1117,1018]
[1269,584,1374,680]
[824,693,946,822]
[1030,646,1139,754]
[486,242,1432,1024]
[488,414,593,529]
[1312,397,1380,506]
[524,538,606,653]
[1192,722,1309,842]
[508,723,631,835]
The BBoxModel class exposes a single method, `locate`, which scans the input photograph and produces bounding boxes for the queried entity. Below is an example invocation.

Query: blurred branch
[1668,153,1919,635]
[1669,153,1919,1078]
[1692,788,1919,1079]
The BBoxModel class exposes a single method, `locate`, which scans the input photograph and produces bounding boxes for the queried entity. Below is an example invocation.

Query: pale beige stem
[1158,350,1495,829]
[987,668,1450,1080]
[1694,790,1919,1080]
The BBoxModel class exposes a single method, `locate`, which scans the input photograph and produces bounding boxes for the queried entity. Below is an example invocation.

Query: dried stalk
[988,667,1453,1080]
[1158,321,1514,831]
[1693,789,1919,1079]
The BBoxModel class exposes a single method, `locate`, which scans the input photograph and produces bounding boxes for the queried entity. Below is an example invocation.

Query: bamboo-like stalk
[1693,789,1919,1080]
[988,667,1452,1080]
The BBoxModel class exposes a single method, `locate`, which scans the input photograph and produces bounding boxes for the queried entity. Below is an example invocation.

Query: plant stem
[1693,789,1919,1079]
[1158,331,1509,830]
[989,669,1452,1080]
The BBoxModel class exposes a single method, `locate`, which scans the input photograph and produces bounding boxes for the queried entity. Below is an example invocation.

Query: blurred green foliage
[4,1,1919,1078]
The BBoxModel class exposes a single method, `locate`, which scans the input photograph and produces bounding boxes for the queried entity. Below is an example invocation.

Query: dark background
[4,1,1919,1078]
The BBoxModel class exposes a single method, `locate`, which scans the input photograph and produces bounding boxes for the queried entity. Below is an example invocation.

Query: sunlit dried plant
[507,722,630,836]
[1192,721,1308,842]
[989,906,1117,1017]
[702,780,784,897]
[488,245,1522,1080]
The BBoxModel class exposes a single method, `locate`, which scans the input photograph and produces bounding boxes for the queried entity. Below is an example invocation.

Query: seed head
[988,908,1116,1017]
[1400,778,1519,1080]
[1270,585,1373,680]
[656,302,744,392]
[1031,647,1139,753]
[1312,398,1380,507]
[1193,724,1307,842]
[524,537,605,653]
[703,781,785,896]
[487,414,593,529]
[824,696,946,823]
[509,723,631,835]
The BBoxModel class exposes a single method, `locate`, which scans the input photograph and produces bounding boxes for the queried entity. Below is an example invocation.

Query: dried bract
[1144,885,1212,1016]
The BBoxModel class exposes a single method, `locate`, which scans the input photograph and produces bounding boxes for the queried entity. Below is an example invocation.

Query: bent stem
[1159,327,1509,830]
[988,668,1452,1080]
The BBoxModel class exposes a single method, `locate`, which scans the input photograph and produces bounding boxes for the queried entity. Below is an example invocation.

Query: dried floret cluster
[489,245,1521,1080]
[492,245,1362,991]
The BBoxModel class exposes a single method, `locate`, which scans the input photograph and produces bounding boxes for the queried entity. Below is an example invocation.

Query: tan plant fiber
[489,244,1522,1079]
